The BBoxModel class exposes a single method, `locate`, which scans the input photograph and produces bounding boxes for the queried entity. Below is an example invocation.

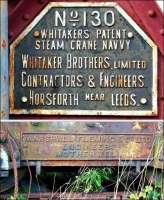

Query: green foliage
[130,181,162,200]
[130,193,139,200]
[7,194,26,200]
[69,168,112,193]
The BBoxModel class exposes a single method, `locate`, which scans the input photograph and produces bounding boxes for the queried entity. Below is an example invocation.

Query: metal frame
[9,2,158,116]
[0,0,9,119]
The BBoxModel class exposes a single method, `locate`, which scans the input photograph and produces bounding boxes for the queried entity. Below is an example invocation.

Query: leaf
[69,167,113,193]
[7,196,14,200]
[129,193,139,200]
[155,181,161,190]
[145,185,153,193]
[147,190,161,200]
[139,191,146,199]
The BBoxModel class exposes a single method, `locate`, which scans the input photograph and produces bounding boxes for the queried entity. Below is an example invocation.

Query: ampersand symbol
[88,75,95,88]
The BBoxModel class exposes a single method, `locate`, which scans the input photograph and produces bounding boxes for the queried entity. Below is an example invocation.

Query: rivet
[23,14,30,20]
[160,29,164,36]
[128,32,133,38]
[148,10,156,17]
[33,31,40,37]
[21,96,28,103]
[140,98,147,105]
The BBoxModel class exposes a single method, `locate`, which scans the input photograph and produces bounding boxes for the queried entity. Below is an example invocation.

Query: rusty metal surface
[1,121,163,167]
[0,192,129,200]
[21,132,154,161]
[153,121,164,169]
[1,121,159,135]
[40,160,119,167]
[1,121,160,136]
[9,2,157,116]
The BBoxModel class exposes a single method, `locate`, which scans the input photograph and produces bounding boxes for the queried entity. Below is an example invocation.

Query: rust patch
[21,132,154,162]
[0,192,129,200]
[120,141,151,159]
[1,39,7,49]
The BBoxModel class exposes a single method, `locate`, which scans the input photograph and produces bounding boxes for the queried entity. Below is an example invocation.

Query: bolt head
[21,96,28,103]
[33,31,40,37]
[128,32,133,38]
[160,29,164,36]
[140,98,147,105]
[148,10,156,17]
[23,14,30,20]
